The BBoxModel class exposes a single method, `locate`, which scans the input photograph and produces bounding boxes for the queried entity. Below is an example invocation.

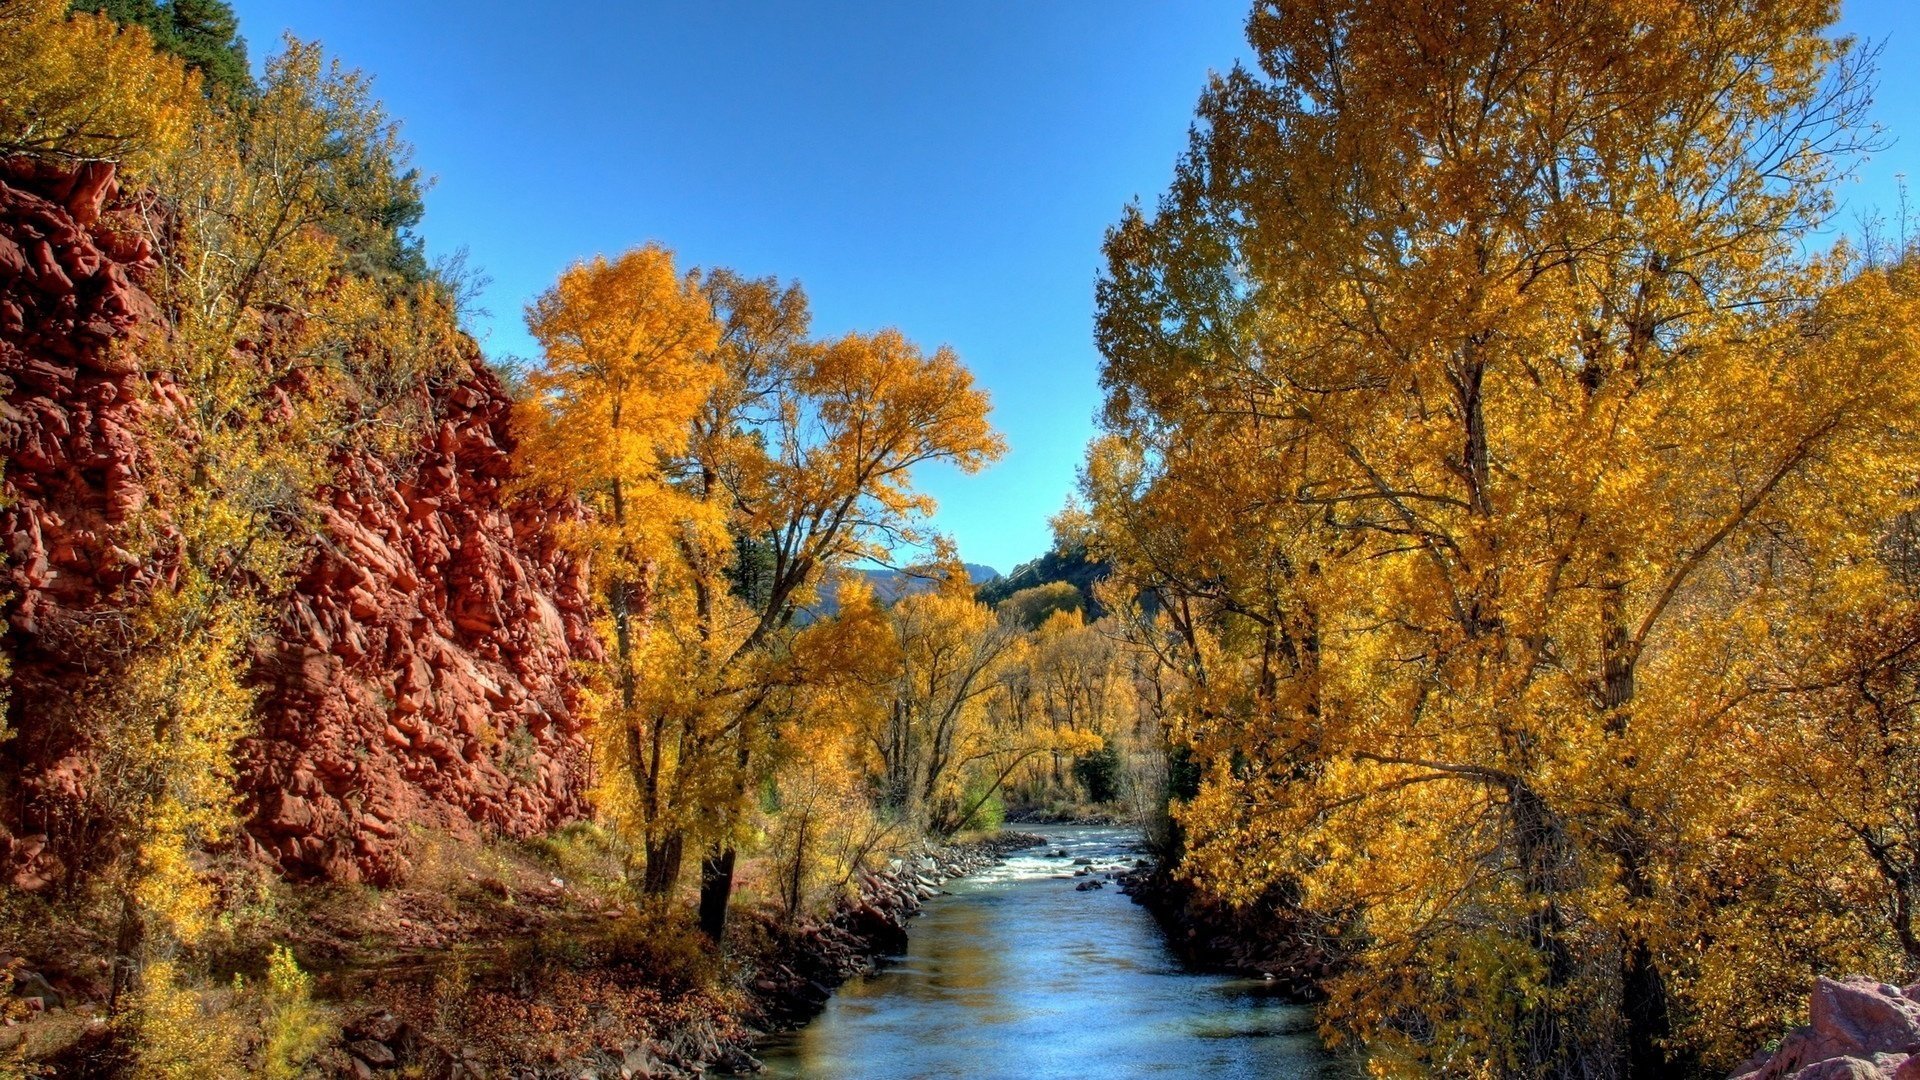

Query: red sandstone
[0,159,598,887]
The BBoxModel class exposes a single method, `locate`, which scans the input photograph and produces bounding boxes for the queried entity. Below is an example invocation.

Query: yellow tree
[114,32,455,1022]
[833,569,1098,834]
[1028,609,1120,790]
[679,317,1003,939]
[514,245,722,893]
[762,578,899,919]
[1090,1,1916,1073]
[516,261,1002,942]
[870,571,1019,828]
[0,0,202,172]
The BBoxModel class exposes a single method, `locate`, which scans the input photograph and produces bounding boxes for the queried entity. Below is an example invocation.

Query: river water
[757,824,1331,1079]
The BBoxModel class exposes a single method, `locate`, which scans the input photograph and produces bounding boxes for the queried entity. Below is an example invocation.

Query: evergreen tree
[70,0,252,100]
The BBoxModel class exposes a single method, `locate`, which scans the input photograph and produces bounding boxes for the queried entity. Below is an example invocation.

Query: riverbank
[746,831,1047,1032]
[1115,862,1334,1001]
[0,829,1045,1077]
[319,830,1046,1077]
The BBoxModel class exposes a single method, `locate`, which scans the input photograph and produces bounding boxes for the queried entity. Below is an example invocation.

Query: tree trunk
[642,832,684,896]
[1589,557,1681,1068]
[1600,563,1687,1079]
[784,811,811,919]
[1622,934,1679,1079]
[1508,782,1580,1078]
[698,846,737,942]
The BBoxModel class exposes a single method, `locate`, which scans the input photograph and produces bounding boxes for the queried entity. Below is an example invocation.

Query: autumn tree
[677,311,1003,938]
[815,568,1099,835]
[515,259,1002,939]
[0,10,462,1063]
[869,571,1019,829]
[1091,0,1916,1074]
[0,0,203,170]
[994,581,1083,631]
[514,244,722,896]
[760,578,900,919]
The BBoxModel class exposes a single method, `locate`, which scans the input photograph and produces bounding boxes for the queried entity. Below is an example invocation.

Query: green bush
[1073,746,1121,803]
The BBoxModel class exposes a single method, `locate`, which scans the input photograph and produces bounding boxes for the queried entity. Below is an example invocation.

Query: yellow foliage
[0,17,467,1028]
[518,244,723,571]
[1089,0,1907,1072]
[127,961,243,1080]
[0,0,204,173]
[516,253,1001,912]
[761,744,895,918]
[256,945,333,1080]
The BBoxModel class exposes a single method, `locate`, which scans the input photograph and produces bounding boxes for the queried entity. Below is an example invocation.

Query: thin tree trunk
[784,811,810,920]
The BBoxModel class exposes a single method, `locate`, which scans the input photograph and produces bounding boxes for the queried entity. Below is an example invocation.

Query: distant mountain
[801,562,1001,621]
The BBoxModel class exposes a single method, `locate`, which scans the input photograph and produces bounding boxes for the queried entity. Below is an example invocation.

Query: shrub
[127,961,243,1080]
[255,946,333,1080]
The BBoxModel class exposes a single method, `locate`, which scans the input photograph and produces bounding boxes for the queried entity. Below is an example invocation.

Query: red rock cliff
[0,160,600,886]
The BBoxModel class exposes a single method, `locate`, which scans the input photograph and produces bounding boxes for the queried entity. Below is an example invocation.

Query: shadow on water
[757,824,1334,1080]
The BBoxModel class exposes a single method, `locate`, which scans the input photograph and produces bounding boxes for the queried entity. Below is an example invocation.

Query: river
[757,824,1332,1079]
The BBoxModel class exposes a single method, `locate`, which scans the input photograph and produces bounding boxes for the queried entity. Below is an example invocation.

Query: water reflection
[758,825,1329,1079]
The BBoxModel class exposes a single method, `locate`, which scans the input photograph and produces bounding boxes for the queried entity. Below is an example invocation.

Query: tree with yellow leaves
[0,0,202,172]
[514,244,723,895]
[677,312,1004,937]
[1091,0,1918,1074]
[803,567,1102,834]
[870,571,1021,829]
[514,255,1002,941]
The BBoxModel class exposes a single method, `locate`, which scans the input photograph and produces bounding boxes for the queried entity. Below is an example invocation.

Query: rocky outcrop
[1733,977,1920,1080]
[0,157,179,892]
[236,373,601,884]
[0,157,598,886]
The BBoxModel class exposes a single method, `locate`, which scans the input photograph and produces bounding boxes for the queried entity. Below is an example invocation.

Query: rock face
[0,158,599,886]
[237,375,602,884]
[1732,977,1920,1080]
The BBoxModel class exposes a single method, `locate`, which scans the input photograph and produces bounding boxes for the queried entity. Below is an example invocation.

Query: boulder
[1813,979,1920,1057]
[1734,978,1920,1080]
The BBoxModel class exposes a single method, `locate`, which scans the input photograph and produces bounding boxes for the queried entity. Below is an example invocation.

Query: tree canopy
[1087,0,1918,1073]
[70,0,251,101]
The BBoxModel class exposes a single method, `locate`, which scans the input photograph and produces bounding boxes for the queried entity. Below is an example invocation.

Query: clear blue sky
[227,1,1916,577]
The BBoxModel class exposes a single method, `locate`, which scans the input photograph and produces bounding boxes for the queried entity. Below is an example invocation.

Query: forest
[1,0,1917,1078]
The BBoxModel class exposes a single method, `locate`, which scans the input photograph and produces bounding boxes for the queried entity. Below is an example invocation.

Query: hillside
[0,157,598,889]
[974,543,1109,617]
[803,561,1000,620]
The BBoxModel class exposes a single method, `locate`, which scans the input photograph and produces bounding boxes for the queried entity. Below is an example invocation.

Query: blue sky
[228,1,1917,577]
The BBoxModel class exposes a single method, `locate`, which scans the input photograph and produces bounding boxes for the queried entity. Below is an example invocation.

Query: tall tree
[516,262,1002,941]
[676,306,1004,939]
[1090,0,1917,1073]
[514,245,723,895]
